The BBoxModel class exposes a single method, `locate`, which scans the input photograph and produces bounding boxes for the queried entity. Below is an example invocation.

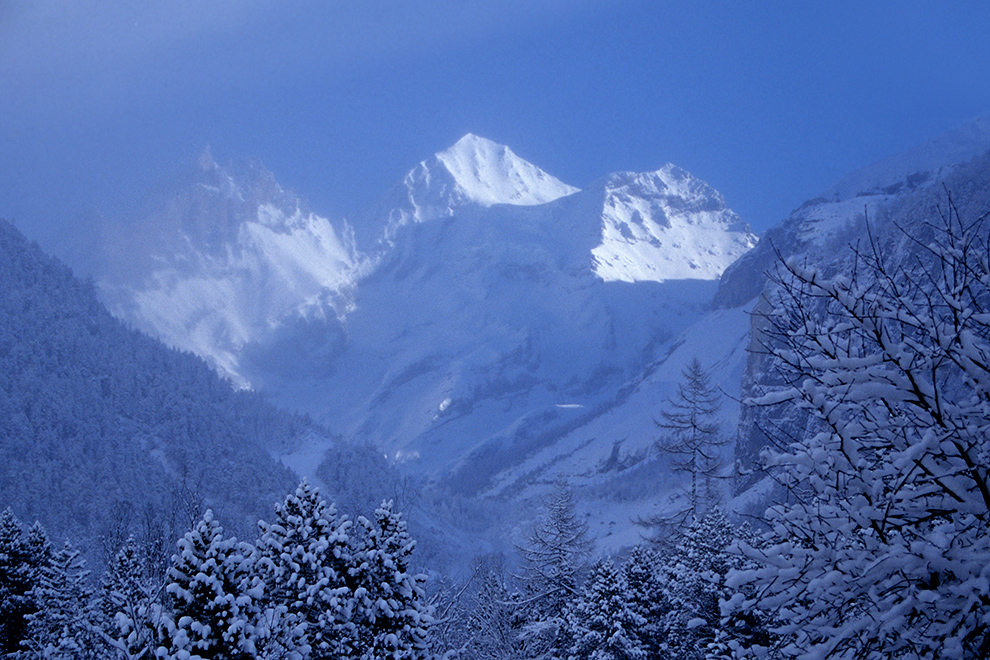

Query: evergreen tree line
[0,482,433,659]
[431,483,770,660]
[1,478,771,660]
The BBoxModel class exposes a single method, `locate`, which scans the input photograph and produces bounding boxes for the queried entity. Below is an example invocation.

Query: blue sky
[1,0,989,269]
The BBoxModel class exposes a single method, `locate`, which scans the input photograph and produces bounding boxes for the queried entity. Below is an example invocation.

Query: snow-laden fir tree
[350,500,433,660]
[158,509,268,660]
[0,509,44,656]
[655,509,735,660]
[23,539,108,659]
[726,206,990,659]
[256,480,353,659]
[620,546,667,660]
[565,558,646,660]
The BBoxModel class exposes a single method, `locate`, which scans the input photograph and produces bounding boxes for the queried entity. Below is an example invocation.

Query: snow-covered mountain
[100,149,364,386]
[377,133,579,239]
[253,139,756,486]
[590,166,756,283]
[93,121,990,556]
[100,136,756,500]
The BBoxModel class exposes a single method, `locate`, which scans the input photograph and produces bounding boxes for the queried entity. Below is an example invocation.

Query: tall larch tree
[656,358,726,522]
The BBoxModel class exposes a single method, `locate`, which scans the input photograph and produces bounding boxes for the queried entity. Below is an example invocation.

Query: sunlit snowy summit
[99,134,758,487]
[590,166,756,282]
[369,134,755,283]
[380,133,579,234]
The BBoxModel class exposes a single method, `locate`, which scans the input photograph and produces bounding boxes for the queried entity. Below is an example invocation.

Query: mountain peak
[432,133,579,208]
[438,132,499,157]
[375,134,578,240]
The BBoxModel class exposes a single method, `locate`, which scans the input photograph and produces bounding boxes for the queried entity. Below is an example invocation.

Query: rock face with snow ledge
[714,116,990,309]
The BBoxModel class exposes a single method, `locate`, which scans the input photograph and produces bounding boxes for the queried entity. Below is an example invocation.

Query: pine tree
[23,539,107,659]
[520,481,593,616]
[565,559,646,660]
[256,480,354,659]
[656,510,735,660]
[159,509,264,660]
[656,358,726,522]
[0,509,40,656]
[350,500,433,660]
[621,546,667,660]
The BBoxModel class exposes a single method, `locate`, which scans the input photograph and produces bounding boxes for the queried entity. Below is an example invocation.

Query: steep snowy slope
[87,121,990,561]
[100,150,363,386]
[485,302,757,554]
[591,167,756,283]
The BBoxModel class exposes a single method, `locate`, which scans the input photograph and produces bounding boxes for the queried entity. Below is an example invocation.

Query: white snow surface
[255,143,757,486]
[436,133,579,207]
[591,167,757,283]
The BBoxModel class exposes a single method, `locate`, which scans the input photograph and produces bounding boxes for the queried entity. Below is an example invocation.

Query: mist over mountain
[99,148,364,387]
[57,120,990,555]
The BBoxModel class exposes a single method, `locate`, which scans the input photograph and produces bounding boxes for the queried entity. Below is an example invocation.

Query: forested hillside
[0,218,310,554]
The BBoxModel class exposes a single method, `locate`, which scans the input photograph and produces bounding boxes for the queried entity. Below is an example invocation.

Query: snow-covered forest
[2,478,770,660]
